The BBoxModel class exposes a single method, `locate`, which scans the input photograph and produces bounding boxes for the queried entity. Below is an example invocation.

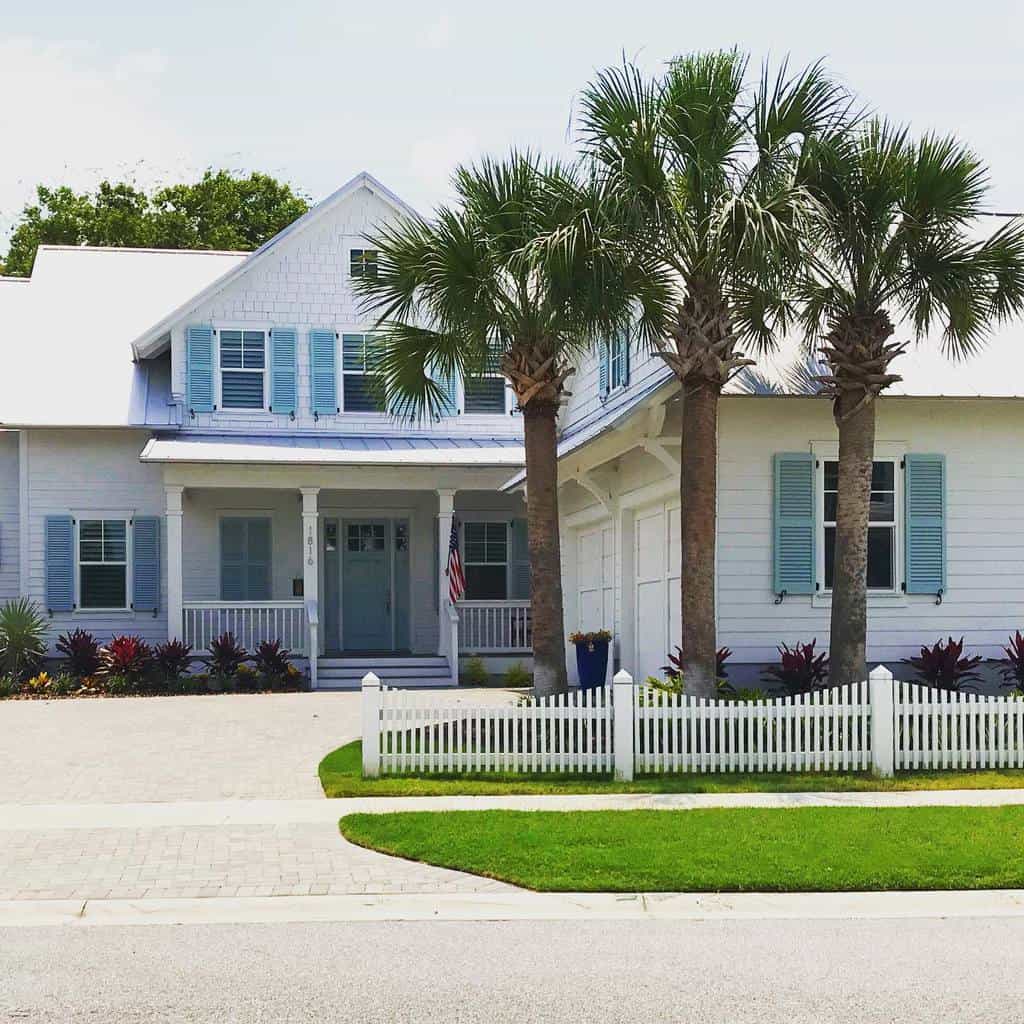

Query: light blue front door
[342,520,391,650]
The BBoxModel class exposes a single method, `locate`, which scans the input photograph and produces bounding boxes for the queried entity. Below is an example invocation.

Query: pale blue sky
[3,0,1023,241]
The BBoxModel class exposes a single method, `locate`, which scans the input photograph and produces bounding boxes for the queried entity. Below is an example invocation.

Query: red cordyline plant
[905,636,983,692]
[999,631,1024,691]
[253,640,292,681]
[153,639,193,682]
[762,640,829,694]
[56,628,101,678]
[208,632,247,679]
[98,635,152,682]
[663,646,732,682]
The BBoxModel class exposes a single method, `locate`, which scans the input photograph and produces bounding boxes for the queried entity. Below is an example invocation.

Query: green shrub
[0,673,18,697]
[504,662,532,687]
[461,656,489,687]
[0,598,48,681]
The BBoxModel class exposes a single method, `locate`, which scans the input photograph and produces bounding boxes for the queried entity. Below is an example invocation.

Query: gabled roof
[131,171,420,359]
[0,246,246,428]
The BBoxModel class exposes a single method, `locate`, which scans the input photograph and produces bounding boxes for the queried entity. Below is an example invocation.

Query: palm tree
[578,51,849,696]
[355,154,668,696]
[799,121,1024,681]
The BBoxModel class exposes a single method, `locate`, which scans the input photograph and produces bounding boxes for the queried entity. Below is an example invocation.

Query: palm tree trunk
[522,403,568,696]
[828,392,876,683]
[680,381,719,698]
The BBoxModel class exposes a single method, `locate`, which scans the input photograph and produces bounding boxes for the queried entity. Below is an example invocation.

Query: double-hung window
[79,519,129,609]
[341,333,384,412]
[350,249,378,278]
[823,459,898,592]
[220,330,266,409]
[463,521,508,600]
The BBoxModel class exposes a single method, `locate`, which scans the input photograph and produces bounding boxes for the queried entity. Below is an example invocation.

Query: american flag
[446,518,466,603]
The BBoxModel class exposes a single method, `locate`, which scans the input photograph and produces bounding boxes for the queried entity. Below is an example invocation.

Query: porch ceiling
[141,434,525,468]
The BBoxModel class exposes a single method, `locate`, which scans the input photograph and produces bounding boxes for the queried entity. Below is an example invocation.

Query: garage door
[634,503,681,683]
[576,521,614,634]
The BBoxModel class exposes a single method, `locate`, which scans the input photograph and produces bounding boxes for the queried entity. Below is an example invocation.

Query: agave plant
[0,598,49,681]
[56,628,101,678]
[904,637,983,692]
[762,640,829,694]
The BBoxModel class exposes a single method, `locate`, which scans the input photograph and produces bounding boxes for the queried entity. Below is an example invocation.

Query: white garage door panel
[636,581,667,682]
[635,510,665,582]
[633,502,681,682]
[576,521,615,635]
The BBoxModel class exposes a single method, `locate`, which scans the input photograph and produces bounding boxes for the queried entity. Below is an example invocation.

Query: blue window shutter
[132,516,161,613]
[598,340,610,396]
[45,515,75,612]
[246,518,272,600]
[433,367,458,417]
[773,453,815,595]
[269,328,297,415]
[186,325,215,413]
[508,518,531,599]
[905,454,946,595]
[309,329,338,414]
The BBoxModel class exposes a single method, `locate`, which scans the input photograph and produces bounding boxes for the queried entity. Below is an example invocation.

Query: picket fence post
[361,671,382,778]
[869,664,895,777]
[613,669,635,781]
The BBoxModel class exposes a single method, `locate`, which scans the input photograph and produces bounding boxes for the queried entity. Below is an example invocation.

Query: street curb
[3,889,1024,928]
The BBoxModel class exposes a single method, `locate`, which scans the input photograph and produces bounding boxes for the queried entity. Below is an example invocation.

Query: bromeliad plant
[762,640,830,694]
[56,628,101,678]
[0,598,49,681]
[904,637,984,692]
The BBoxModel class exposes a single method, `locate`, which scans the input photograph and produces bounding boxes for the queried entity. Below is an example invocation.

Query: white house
[3,170,1024,689]
[541,312,1024,687]
[0,173,530,687]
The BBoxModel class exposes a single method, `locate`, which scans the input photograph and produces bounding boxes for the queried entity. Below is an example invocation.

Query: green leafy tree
[799,121,1024,682]
[578,51,848,696]
[355,153,668,696]
[2,170,309,276]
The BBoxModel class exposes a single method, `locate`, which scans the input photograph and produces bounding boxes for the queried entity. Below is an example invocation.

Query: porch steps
[315,655,455,689]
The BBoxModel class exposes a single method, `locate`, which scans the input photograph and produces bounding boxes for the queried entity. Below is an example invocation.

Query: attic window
[350,249,378,278]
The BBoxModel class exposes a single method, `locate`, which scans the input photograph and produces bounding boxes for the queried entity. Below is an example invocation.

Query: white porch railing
[182,601,309,656]
[456,600,532,653]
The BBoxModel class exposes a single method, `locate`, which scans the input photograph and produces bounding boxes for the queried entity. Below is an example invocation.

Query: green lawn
[320,740,1024,797]
[339,806,1024,892]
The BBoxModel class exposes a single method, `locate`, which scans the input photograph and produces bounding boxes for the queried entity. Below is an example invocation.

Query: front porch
[156,462,532,687]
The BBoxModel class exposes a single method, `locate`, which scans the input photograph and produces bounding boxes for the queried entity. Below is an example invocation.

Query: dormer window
[220,330,266,409]
[350,249,378,278]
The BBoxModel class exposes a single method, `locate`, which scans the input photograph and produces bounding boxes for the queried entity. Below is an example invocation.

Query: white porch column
[301,488,320,679]
[165,485,184,642]
[437,489,456,659]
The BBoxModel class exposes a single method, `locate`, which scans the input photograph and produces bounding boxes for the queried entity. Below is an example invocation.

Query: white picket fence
[895,682,1024,770]
[360,665,1024,779]
[363,681,614,775]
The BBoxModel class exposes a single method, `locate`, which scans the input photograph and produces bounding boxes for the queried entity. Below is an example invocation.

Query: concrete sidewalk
[4,888,1024,928]
[5,785,1024,831]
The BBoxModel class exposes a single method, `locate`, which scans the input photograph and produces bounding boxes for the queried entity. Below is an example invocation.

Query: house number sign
[307,523,315,566]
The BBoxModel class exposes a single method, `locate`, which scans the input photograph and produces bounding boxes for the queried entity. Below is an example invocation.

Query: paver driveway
[0,692,361,803]
[0,689,522,901]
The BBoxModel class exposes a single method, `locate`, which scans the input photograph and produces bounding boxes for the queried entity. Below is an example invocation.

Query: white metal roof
[0,246,245,427]
[140,434,525,467]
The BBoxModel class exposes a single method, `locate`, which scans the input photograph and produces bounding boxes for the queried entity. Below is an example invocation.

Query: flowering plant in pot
[568,629,612,691]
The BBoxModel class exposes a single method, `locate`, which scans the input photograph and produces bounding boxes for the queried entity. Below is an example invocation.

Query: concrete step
[317,656,448,669]
[315,655,455,689]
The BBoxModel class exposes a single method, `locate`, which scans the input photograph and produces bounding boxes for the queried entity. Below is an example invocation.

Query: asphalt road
[3,915,1022,1023]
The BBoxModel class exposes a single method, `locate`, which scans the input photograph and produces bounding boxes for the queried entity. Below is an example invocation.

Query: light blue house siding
[0,431,19,603]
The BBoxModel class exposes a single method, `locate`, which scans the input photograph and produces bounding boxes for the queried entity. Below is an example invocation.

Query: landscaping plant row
[0,598,303,698]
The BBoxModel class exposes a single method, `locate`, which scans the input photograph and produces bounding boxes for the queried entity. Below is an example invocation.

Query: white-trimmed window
[821,458,900,593]
[78,518,130,610]
[463,345,507,415]
[220,329,266,409]
[609,331,629,390]
[350,249,378,278]
[463,521,508,600]
[341,333,385,413]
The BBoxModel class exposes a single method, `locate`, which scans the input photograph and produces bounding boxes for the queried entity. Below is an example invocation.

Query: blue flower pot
[574,639,610,691]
